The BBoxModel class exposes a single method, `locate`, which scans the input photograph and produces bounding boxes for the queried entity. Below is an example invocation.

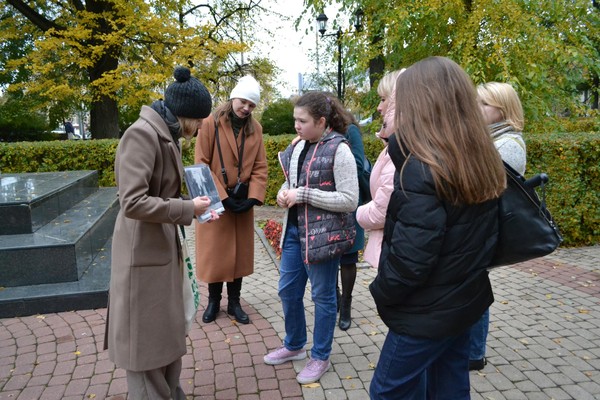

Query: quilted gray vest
[280,132,356,264]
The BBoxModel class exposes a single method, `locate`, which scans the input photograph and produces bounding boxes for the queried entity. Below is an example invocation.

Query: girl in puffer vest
[262,91,358,385]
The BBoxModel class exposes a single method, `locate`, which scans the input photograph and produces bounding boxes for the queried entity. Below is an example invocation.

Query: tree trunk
[368,33,385,90]
[90,96,120,139]
[368,32,385,120]
[85,0,122,139]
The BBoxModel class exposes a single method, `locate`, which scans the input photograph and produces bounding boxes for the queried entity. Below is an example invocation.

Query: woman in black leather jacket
[369,57,507,399]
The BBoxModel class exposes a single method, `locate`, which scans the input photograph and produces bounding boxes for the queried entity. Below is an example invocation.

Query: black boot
[469,357,487,371]
[227,300,250,324]
[338,263,357,331]
[202,282,223,323]
[227,278,250,324]
[202,299,220,323]
[339,296,352,330]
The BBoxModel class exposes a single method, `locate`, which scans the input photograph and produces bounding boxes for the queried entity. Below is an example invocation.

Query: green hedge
[0,139,119,187]
[1,132,597,247]
[524,132,599,246]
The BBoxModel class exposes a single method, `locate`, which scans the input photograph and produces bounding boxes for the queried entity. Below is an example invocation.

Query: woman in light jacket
[468,81,526,371]
[106,66,215,399]
[356,69,403,268]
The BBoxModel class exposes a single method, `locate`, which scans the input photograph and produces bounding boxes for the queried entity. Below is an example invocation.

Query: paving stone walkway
[0,206,598,399]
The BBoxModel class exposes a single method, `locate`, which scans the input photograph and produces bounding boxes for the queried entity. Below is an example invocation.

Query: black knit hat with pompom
[164,66,212,119]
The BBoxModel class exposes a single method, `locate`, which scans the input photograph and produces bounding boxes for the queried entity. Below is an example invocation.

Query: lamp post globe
[316,9,363,101]
[353,9,364,32]
[317,13,328,36]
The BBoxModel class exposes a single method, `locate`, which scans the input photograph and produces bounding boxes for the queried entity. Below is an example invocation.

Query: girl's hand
[286,189,298,207]
[192,196,211,215]
[277,190,289,208]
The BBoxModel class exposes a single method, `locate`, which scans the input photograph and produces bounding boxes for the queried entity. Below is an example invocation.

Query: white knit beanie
[229,75,261,105]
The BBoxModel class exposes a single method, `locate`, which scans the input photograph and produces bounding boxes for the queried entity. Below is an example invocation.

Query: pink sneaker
[296,358,330,384]
[263,346,306,365]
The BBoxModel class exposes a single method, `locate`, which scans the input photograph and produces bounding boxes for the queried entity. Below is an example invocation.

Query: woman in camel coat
[195,75,268,325]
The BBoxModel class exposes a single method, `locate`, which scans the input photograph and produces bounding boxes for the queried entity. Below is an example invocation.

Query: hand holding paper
[184,164,225,223]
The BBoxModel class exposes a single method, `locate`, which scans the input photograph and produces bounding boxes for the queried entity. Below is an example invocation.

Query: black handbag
[490,162,563,268]
[215,121,248,200]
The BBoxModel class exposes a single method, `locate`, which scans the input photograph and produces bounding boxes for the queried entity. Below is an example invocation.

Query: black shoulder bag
[215,122,248,200]
[490,162,563,268]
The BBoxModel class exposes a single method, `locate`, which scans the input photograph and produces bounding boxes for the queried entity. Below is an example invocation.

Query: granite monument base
[0,171,118,317]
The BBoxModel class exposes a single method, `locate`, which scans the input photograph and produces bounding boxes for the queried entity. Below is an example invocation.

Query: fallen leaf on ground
[302,383,321,388]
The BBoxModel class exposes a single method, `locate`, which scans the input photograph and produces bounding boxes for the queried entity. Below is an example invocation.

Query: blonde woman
[356,69,404,269]
[477,82,526,174]
[468,82,526,371]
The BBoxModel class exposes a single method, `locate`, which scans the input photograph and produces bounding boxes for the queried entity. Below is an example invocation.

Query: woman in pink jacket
[356,69,404,268]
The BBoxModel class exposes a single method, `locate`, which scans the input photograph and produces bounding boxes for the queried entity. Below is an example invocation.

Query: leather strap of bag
[215,120,245,186]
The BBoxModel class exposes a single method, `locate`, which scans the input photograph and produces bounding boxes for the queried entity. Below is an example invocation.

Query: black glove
[222,197,244,213]
[236,198,260,213]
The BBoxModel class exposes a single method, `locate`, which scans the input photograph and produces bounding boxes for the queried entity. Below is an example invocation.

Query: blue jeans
[370,330,470,400]
[468,308,489,360]
[278,224,339,361]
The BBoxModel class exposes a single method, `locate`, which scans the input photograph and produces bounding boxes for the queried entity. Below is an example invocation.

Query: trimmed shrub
[0,132,597,247]
[260,98,295,136]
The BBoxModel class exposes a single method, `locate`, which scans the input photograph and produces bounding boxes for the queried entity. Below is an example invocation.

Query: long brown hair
[212,99,257,135]
[394,56,506,205]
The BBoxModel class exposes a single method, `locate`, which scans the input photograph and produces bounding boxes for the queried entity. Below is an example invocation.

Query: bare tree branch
[5,0,62,31]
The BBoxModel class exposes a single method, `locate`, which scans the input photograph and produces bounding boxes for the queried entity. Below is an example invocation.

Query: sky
[250,0,343,98]
[187,0,343,98]
[250,0,313,97]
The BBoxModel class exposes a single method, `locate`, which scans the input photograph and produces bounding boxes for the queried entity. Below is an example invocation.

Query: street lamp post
[317,9,363,101]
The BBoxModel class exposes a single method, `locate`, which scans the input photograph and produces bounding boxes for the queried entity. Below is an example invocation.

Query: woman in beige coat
[106,66,214,400]
[195,75,268,325]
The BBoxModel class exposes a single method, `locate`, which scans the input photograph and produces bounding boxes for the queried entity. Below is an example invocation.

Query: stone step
[0,187,118,287]
[0,171,98,235]
[0,236,112,318]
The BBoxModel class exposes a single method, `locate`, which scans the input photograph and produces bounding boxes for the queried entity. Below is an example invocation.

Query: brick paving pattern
[0,206,598,399]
